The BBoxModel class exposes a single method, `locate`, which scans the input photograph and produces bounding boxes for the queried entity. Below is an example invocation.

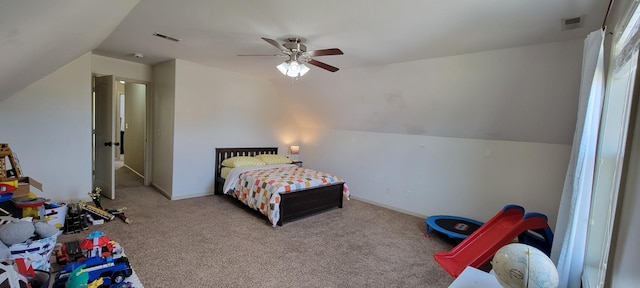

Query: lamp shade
[290,145,300,154]
[299,64,310,76]
[286,61,301,77]
[277,62,289,75]
[276,61,310,78]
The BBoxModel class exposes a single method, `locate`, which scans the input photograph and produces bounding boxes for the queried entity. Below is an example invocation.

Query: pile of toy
[0,216,61,287]
[52,231,137,288]
[62,188,132,236]
[0,220,138,288]
[1,143,56,225]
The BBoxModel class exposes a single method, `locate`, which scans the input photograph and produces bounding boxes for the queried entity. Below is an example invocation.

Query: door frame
[93,74,153,191]
[116,77,153,186]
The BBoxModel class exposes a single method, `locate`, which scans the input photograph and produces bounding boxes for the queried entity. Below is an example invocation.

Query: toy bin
[44,203,67,229]
[9,231,61,271]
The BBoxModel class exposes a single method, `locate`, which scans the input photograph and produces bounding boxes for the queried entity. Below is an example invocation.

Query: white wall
[300,128,570,228]
[0,41,578,230]
[124,82,146,175]
[274,41,582,228]
[168,59,298,199]
[273,40,583,145]
[151,60,176,197]
[92,54,153,82]
[275,41,584,228]
[0,52,93,202]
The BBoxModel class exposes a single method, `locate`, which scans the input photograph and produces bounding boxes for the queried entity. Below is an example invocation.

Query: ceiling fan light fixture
[286,61,301,77]
[245,37,342,77]
[277,60,309,78]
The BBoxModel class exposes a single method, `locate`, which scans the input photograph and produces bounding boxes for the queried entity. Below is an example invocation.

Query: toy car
[55,240,84,265]
[52,256,133,288]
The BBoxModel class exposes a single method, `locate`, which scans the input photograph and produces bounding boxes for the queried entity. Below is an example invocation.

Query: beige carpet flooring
[56,167,460,287]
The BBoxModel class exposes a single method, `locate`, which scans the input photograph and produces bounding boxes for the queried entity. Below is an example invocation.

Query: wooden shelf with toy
[1,144,45,200]
[0,143,22,179]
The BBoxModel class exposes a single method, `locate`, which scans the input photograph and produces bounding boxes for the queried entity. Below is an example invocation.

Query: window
[583,2,640,287]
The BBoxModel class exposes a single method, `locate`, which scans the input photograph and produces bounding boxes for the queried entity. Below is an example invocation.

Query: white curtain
[551,29,605,288]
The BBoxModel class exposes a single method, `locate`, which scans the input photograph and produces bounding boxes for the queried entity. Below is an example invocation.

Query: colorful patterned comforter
[227,165,350,226]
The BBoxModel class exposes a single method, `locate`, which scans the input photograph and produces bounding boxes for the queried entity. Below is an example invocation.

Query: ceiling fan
[239,37,344,77]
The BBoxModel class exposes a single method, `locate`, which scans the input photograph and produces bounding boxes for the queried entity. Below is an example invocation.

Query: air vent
[153,32,180,42]
[561,16,585,31]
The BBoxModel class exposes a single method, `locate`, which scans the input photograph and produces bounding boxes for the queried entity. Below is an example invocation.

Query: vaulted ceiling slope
[1,0,607,97]
[93,0,607,144]
[1,1,609,144]
[0,0,140,102]
[95,0,608,79]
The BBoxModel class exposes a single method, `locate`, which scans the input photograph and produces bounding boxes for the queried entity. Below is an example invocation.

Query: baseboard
[170,191,214,200]
[148,183,214,200]
[57,196,94,205]
[122,164,144,179]
[349,195,427,219]
[150,183,171,200]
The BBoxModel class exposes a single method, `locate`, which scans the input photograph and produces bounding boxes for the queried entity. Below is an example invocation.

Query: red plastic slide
[433,204,550,277]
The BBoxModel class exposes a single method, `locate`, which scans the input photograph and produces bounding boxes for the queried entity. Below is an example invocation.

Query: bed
[214,147,349,226]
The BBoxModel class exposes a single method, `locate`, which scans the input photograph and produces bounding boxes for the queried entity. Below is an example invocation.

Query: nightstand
[292,161,303,167]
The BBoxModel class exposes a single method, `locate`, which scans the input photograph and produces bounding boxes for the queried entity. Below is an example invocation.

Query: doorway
[115,80,147,189]
[92,75,149,199]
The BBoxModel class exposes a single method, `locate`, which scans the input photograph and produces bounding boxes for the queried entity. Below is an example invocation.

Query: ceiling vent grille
[153,32,180,42]
[562,16,585,31]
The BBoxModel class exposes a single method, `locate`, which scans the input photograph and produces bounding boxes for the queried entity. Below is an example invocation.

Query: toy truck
[52,256,133,288]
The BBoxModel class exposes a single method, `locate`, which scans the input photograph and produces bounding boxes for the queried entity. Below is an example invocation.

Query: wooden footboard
[214,147,345,226]
[278,182,344,226]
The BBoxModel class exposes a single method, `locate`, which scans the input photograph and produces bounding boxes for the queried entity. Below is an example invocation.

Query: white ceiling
[0,0,610,143]
[94,0,608,79]
[0,0,139,102]
[0,0,608,99]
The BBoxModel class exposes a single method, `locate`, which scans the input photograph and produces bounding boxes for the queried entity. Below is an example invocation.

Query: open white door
[94,75,117,199]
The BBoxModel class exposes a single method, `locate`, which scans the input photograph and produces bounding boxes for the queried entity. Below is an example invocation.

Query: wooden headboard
[214,147,278,194]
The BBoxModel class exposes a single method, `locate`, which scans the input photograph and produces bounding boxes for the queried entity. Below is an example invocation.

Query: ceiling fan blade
[237,54,284,57]
[307,59,340,72]
[262,37,286,51]
[308,48,344,57]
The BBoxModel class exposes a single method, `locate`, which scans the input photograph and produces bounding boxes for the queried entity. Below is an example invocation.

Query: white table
[448,266,502,288]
